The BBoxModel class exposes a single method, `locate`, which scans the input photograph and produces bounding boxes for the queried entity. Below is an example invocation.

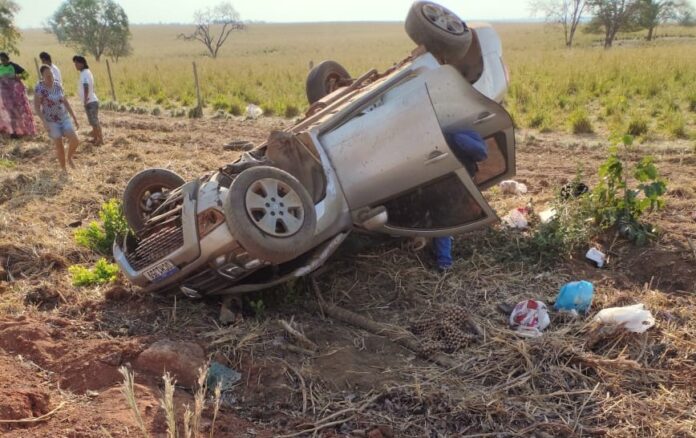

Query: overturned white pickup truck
[113,1,516,297]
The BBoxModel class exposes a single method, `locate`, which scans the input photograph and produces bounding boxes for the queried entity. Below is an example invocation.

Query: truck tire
[224,166,316,264]
[306,61,351,104]
[405,1,472,63]
[123,168,185,235]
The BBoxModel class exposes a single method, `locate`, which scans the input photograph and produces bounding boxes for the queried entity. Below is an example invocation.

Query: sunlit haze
[16,0,533,28]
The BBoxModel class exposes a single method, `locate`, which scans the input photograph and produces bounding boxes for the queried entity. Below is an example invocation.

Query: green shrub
[284,104,300,118]
[568,110,593,134]
[688,95,696,112]
[588,147,667,245]
[261,104,275,116]
[0,158,15,169]
[69,258,120,286]
[665,112,687,139]
[627,117,648,136]
[528,113,547,129]
[74,199,130,255]
[229,103,242,116]
[211,96,229,111]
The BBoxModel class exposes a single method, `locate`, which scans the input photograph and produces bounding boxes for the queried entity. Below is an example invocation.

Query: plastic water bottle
[554,281,594,314]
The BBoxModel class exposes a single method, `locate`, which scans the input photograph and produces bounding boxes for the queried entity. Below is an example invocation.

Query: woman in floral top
[34,65,80,172]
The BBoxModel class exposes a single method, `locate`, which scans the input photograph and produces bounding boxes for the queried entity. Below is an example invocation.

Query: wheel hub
[422,3,466,35]
[245,178,305,237]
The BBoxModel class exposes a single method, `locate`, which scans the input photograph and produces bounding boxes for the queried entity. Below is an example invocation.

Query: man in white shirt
[72,55,103,145]
[39,52,61,84]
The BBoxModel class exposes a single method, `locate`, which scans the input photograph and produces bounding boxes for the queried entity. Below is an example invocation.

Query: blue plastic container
[554,281,594,313]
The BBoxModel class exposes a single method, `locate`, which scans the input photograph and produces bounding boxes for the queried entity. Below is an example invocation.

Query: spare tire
[405,1,472,63]
[122,168,185,235]
[223,166,316,264]
[306,60,351,105]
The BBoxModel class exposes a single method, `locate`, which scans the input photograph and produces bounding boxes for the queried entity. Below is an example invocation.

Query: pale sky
[16,0,532,28]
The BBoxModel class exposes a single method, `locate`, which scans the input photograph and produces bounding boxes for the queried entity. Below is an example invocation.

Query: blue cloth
[447,130,488,163]
[432,130,489,271]
[433,236,453,270]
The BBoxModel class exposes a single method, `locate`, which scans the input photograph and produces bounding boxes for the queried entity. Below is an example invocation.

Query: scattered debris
[554,280,594,314]
[502,207,529,229]
[538,207,557,224]
[593,304,655,333]
[499,179,528,195]
[206,361,241,392]
[509,300,550,338]
[223,140,255,151]
[560,181,589,199]
[405,236,427,252]
[585,247,607,268]
[411,306,483,354]
[134,340,206,388]
[245,104,263,119]
[279,319,318,352]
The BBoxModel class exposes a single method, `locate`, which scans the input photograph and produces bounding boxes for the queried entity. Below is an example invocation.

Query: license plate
[143,260,179,283]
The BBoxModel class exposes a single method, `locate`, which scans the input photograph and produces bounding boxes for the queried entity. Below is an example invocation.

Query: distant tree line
[530,0,696,48]
[0,0,20,54]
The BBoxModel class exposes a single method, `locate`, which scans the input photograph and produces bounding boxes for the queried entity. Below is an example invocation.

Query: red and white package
[509,300,550,338]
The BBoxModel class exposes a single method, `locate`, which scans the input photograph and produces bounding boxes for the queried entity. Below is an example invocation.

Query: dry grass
[13,22,696,137]
[1,109,694,436]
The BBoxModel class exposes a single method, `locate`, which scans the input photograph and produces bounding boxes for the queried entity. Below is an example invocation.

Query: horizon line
[19,17,544,30]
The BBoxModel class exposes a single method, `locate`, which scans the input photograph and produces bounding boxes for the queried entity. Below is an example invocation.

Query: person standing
[0,52,36,138]
[39,52,62,84]
[72,55,103,145]
[34,65,80,172]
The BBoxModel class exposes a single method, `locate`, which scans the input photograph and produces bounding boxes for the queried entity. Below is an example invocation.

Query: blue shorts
[46,117,75,140]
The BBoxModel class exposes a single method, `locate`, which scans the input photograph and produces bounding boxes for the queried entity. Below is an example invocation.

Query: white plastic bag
[502,208,529,229]
[499,180,528,195]
[245,104,263,119]
[593,304,655,333]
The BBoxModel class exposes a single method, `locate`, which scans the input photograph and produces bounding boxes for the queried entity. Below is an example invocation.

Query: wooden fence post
[192,61,202,117]
[33,58,40,80]
[105,59,117,102]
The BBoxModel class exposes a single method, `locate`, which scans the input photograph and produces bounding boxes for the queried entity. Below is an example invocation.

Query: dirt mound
[0,355,51,428]
[0,317,144,393]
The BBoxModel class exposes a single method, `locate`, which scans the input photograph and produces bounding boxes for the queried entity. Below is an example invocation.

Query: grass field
[13,22,696,139]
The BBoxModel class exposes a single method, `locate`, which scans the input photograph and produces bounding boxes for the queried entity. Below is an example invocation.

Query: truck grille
[126,225,184,271]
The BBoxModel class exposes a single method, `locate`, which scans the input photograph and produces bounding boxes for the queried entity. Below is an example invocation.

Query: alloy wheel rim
[421,4,466,35]
[245,178,305,237]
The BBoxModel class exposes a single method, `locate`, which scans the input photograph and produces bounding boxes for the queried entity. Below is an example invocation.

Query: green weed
[588,146,667,245]
[0,158,15,169]
[69,258,120,286]
[568,109,593,134]
[626,117,649,137]
[74,199,130,255]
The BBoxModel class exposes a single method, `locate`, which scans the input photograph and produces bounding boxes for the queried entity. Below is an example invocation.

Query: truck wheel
[306,61,351,104]
[123,168,185,235]
[224,166,316,264]
[405,1,472,63]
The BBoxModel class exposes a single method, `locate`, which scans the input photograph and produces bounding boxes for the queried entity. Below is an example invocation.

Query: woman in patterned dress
[34,65,80,172]
[0,52,36,137]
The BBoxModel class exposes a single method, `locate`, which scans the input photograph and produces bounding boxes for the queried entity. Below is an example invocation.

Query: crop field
[14,22,696,139]
[1,20,696,438]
